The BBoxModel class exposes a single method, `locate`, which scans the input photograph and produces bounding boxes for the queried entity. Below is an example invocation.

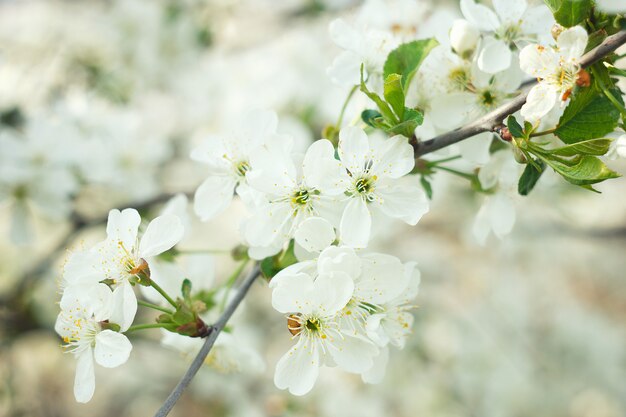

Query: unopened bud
[494,124,512,142]
[513,146,528,164]
[551,24,564,41]
[449,19,480,56]
[576,69,591,87]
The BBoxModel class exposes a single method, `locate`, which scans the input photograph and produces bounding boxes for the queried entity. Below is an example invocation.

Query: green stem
[435,166,476,181]
[125,323,169,333]
[336,85,358,129]
[138,299,173,314]
[150,280,178,308]
[426,155,462,166]
[220,260,250,312]
[529,127,557,138]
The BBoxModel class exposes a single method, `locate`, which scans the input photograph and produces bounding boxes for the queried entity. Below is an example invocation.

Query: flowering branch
[413,30,626,157]
[153,264,261,417]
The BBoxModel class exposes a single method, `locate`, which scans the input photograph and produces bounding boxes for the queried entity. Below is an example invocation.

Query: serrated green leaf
[507,116,524,139]
[383,73,405,120]
[555,88,621,143]
[383,38,438,91]
[518,161,545,196]
[549,138,613,156]
[539,154,620,186]
[554,0,592,27]
[388,109,423,137]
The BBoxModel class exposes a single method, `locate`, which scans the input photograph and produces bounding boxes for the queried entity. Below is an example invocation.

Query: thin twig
[414,30,626,157]
[153,264,261,417]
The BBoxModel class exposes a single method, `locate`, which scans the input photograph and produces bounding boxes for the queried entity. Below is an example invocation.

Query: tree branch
[414,30,626,157]
[153,264,261,417]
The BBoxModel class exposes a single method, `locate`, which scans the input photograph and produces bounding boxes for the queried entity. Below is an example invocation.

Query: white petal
[310,271,354,315]
[375,185,429,225]
[193,176,236,222]
[274,338,320,396]
[478,38,512,74]
[488,193,516,238]
[106,209,140,250]
[472,200,492,245]
[520,83,558,121]
[519,44,560,79]
[327,51,362,86]
[429,93,475,129]
[329,18,361,51]
[457,132,493,165]
[357,253,407,304]
[110,283,137,332]
[94,330,132,368]
[243,202,293,248]
[371,135,415,179]
[338,126,369,175]
[63,250,105,287]
[339,198,371,248]
[73,348,95,403]
[271,272,316,315]
[302,139,347,194]
[139,214,184,258]
[362,346,389,384]
[520,6,555,36]
[328,334,378,374]
[460,0,500,31]
[317,246,361,278]
[493,0,527,23]
[557,26,588,61]
[294,217,336,253]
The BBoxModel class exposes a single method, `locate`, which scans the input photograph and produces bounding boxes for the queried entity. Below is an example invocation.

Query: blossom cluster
[22,0,624,406]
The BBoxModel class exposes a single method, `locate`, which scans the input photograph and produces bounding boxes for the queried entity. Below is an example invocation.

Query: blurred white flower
[449,19,480,56]
[606,134,626,160]
[472,150,521,244]
[519,26,588,121]
[191,110,280,221]
[460,0,554,73]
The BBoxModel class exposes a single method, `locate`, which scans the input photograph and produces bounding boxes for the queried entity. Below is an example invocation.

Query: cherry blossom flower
[270,266,378,395]
[460,0,554,74]
[334,127,429,248]
[67,208,184,330]
[191,110,279,221]
[55,284,132,403]
[519,26,588,121]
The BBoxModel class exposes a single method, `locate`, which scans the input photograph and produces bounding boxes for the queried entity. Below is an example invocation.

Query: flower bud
[512,146,528,164]
[551,23,564,41]
[449,19,480,55]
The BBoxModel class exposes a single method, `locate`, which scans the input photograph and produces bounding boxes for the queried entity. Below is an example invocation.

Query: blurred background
[0,0,625,416]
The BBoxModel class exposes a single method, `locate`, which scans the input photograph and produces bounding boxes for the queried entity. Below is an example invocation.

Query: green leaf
[383,38,438,91]
[420,176,433,199]
[554,0,592,27]
[388,109,423,137]
[538,154,620,186]
[555,88,621,143]
[360,67,397,124]
[543,0,561,12]
[506,116,524,139]
[518,161,545,196]
[181,279,192,302]
[549,138,613,156]
[362,109,383,127]
[383,73,405,120]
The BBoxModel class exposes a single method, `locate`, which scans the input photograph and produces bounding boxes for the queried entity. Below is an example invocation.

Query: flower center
[448,67,471,91]
[234,160,250,177]
[290,189,310,207]
[497,23,522,45]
